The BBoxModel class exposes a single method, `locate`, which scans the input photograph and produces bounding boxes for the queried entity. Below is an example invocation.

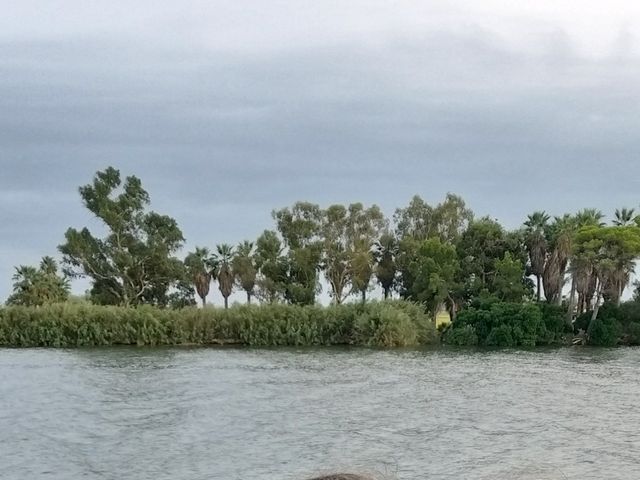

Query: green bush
[443,301,569,347]
[574,301,640,346]
[0,301,437,348]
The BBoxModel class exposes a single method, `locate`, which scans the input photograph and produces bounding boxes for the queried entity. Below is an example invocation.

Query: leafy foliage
[0,300,437,348]
[6,257,70,306]
[59,167,185,306]
[443,301,570,347]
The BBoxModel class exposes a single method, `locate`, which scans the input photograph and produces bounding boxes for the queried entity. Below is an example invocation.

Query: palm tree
[215,243,235,309]
[184,247,216,307]
[232,241,257,304]
[542,215,575,305]
[39,256,58,275]
[524,211,550,302]
[571,209,605,314]
[375,231,398,299]
[613,208,636,226]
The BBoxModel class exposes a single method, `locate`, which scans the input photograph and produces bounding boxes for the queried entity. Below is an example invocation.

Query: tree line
[6,167,640,339]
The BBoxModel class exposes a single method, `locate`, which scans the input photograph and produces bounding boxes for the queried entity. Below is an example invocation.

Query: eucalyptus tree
[184,247,216,307]
[273,202,324,305]
[524,211,550,302]
[432,193,474,244]
[407,237,460,319]
[232,241,257,304]
[321,204,351,304]
[254,230,287,303]
[394,195,435,241]
[394,193,473,244]
[59,167,185,306]
[215,243,235,309]
[375,231,398,299]
[346,203,387,302]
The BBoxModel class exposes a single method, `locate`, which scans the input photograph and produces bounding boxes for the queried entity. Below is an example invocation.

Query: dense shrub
[443,301,571,347]
[574,301,640,346]
[0,301,437,348]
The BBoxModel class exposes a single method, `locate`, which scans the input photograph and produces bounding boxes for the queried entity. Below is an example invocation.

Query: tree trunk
[202,296,207,308]
[224,296,229,310]
[536,275,541,302]
[566,275,576,327]
[246,291,251,305]
[587,280,604,337]
[361,290,366,304]
[383,287,389,300]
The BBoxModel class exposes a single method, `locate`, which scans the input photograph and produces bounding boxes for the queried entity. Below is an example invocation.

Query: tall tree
[215,244,235,309]
[6,257,70,306]
[573,225,640,334]
[273,202,323,305]
[394,193,473,244]
[569,209,605,315]
[407,238,460,319]
[542,215,574,305]
[184,247,216,307]
[524,211,550,302]
[375,231,398,300]
[232,241,257,304]
[254,230,287,303]
[394,195,435,241]
[321,205,351,304]
[492,252,531,303]
[59,167,185,306]
[346,203,387,302]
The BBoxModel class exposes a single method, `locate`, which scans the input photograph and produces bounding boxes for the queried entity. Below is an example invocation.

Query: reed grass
[0,300,437,348]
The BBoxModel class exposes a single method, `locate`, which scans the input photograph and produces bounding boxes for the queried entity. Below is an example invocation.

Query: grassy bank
[0,301,438,348]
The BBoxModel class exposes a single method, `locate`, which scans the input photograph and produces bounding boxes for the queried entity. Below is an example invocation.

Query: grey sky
[2,1,640,302]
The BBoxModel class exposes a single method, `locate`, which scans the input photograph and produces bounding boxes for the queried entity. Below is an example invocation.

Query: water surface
[1,347,639,479]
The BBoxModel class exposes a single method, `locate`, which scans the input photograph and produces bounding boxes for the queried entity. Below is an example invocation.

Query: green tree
[394,193,473,244]
[232,241,257,304]
[394,195,435,241]
[215,243,234,309]
[346,203,387,302]
[573,225,640,335]
[568,209,605,316]
[321,205,351,304]
[273,202,323,305]
[542,215,575,305]
[614,207,636,226]
[59,167,185,306]
[407,237,460,318]
[6,257,70,306]
[492,252,531,302]
[254,230,287,303]
[457,217,512,297]
[375,231,398,299]
[524,211,550,302]
[184,247,216,307]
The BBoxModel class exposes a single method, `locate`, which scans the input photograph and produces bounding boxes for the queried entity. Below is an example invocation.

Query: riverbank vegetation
[0,301,436,347]
[5,166,640,348]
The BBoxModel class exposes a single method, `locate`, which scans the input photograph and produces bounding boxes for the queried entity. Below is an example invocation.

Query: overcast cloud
[2,1,640,302]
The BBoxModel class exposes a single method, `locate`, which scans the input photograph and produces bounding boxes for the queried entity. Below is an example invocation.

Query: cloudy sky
[2,1,640,302]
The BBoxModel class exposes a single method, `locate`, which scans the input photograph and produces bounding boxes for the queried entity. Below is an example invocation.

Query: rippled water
[1,347,639,480]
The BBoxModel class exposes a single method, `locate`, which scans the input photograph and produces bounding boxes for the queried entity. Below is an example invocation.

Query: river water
[1,347,639,480]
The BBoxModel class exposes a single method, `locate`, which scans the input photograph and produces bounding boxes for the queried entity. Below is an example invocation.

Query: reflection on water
[1,346,639,480]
